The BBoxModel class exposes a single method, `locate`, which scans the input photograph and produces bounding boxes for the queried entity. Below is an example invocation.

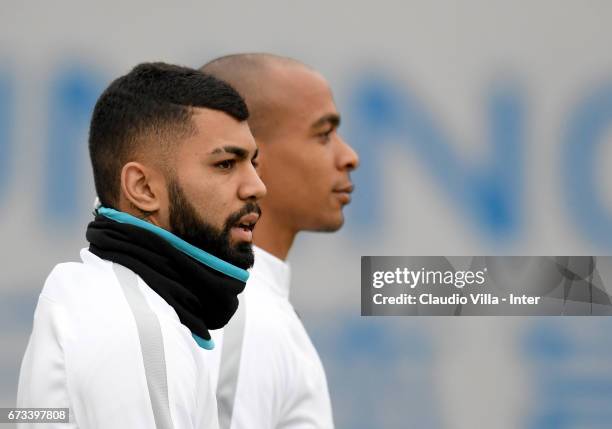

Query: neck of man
[253,210,297,261]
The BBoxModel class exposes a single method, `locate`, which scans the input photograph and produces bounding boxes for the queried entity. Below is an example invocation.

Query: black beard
[167,179,261,270]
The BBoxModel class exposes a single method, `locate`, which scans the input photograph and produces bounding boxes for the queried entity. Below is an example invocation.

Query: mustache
[224,202,262,230]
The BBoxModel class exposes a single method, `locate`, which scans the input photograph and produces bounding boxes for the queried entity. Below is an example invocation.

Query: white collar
[250,246,291,299]
[80,247,112,268]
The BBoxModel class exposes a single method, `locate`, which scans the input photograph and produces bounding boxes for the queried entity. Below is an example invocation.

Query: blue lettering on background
[0,61,608,246]
[46,65,103,224]
[0,69,13,203]
[342,74,523,241]
[523,320,612,428]
[314,317,439,429]
[563,83,612,248]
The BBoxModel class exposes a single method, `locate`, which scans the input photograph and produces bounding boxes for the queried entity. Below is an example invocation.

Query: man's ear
[120,161,164,213]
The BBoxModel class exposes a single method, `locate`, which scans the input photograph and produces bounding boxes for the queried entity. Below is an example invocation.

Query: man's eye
[216,159,236,170]
[318,129,333,143]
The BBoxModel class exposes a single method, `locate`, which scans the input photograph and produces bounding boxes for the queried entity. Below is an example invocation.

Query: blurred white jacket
[210,246,334,429]
[17,249,219,429]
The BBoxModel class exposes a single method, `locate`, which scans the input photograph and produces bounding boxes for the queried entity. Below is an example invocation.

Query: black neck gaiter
[86,215,246,341]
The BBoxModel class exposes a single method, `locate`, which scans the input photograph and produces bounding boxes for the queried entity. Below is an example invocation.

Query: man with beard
[200,54,359,429]
[17,62,266,429]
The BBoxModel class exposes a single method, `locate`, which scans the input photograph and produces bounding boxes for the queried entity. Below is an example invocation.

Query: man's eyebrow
[310,113,341,130]
[209,145,250,159]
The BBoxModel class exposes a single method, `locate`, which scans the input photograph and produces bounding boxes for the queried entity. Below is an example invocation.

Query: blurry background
[2,1,612,427]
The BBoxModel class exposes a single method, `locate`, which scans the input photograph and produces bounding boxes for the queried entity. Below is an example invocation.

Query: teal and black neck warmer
[86,207,248,349]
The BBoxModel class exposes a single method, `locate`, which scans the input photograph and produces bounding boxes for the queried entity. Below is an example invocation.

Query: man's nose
[239,166,267,201]
[336,135,359,172]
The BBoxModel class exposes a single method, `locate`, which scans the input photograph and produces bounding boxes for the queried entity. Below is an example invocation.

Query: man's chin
[224,242,255,270]
[314,212,345,233]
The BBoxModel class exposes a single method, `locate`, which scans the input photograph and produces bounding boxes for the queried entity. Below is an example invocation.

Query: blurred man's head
[201,54,359,247]
[89,62,266,268]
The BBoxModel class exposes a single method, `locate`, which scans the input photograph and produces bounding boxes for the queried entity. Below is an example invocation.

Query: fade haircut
[89,62,249,208]
[200,53,306,141]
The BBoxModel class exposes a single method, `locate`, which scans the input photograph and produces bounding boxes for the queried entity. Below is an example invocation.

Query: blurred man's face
[161,108,266,268]
[257,66,359,232]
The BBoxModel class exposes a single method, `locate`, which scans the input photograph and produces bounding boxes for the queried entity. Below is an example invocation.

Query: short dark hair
[200,54,303,141]
[89,62,249,207]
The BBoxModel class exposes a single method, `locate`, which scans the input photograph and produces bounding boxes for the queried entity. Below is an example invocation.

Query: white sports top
[17,249,219,429]
[210,246,334,429]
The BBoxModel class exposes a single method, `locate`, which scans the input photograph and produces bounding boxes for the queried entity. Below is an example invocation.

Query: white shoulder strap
[113,263,175,429]
[216,294,246,429]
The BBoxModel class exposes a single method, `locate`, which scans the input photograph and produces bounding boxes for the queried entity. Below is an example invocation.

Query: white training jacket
[17,249,219,429]
[210,246,334,429]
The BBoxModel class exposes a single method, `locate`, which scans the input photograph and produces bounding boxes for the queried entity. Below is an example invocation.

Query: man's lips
[333,184,354,193]
[230,212,260,243]
[333,183,354,204]
[235,212,260,228]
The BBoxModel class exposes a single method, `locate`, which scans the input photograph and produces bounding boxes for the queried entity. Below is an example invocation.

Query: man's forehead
[190,106,240,125]
[274,65,332,98]
[205,133,258,155]
[185,108,256,150]
[310,112,341,130]
[189,108,247,135]
[271,67,337,122]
